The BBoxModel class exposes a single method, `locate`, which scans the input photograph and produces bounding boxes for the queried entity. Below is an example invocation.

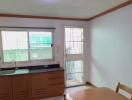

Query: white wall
[90,5,132,89]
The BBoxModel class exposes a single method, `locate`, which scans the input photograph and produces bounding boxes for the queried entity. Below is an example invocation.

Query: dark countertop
[0,64,64,76]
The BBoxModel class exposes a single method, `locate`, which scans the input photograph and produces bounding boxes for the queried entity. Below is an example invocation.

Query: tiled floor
[66,80,83,87]
[40,85,92,100]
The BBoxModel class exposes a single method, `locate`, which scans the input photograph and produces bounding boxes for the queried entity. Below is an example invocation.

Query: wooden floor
[40,85,93,100]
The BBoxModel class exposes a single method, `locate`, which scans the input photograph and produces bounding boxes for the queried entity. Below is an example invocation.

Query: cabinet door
[31,73,48,99]
[12,75,31,100]
[0,76,12,100]
[48,84,64,97]
[47,71,64,97]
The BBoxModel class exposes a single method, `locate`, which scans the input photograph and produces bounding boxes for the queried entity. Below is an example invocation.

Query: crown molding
[0,0,131,21]
[87,0,132,21]
[0,13,87,21]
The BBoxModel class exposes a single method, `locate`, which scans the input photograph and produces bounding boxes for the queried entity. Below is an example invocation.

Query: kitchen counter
[0,64,64,76]
[0,64,64,100]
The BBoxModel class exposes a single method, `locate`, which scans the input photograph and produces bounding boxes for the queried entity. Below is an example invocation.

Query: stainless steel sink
[0,68,29,75]
[0,69,15,75]
[14,69,29,74]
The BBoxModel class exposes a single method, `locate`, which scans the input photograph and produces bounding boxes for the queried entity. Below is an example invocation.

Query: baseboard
[86,81,97,88]
[65,84,85,88]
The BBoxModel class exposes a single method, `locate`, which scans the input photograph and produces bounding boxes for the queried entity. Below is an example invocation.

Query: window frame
[0,28,55,64]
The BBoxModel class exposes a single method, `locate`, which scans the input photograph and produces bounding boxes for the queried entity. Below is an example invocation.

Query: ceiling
[0,0,129,19]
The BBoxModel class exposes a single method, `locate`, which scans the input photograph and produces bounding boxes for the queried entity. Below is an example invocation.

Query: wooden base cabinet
[0,70,64,100]
[0,77,12,100]
[12,75,31,100]
[31,73,48,99]
[48,84,64,97]
[31,71,64,99]
[47,71,64,97]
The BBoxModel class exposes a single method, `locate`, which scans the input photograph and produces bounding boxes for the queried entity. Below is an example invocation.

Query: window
[29,32,52,60]
[1,30,53,63]
[66,60,83,86]
[65,27,83,54]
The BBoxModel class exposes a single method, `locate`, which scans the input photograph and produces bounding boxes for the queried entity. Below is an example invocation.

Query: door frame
[63,25,85,87]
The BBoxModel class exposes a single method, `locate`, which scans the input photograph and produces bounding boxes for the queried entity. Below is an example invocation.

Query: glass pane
[66,61,83,73]
[29,32,53,60]
[65,27,83,42]
[66,61,83,86]
[2,31,28,62]
[65,27,83,54]
[66,42,83,54]
[66,73,83,86]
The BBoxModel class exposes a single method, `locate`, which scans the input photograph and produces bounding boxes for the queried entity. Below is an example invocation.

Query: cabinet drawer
[48,78,64,85]
[0,92,12,100]
[48,71,64,79]
[32,88,48,98]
